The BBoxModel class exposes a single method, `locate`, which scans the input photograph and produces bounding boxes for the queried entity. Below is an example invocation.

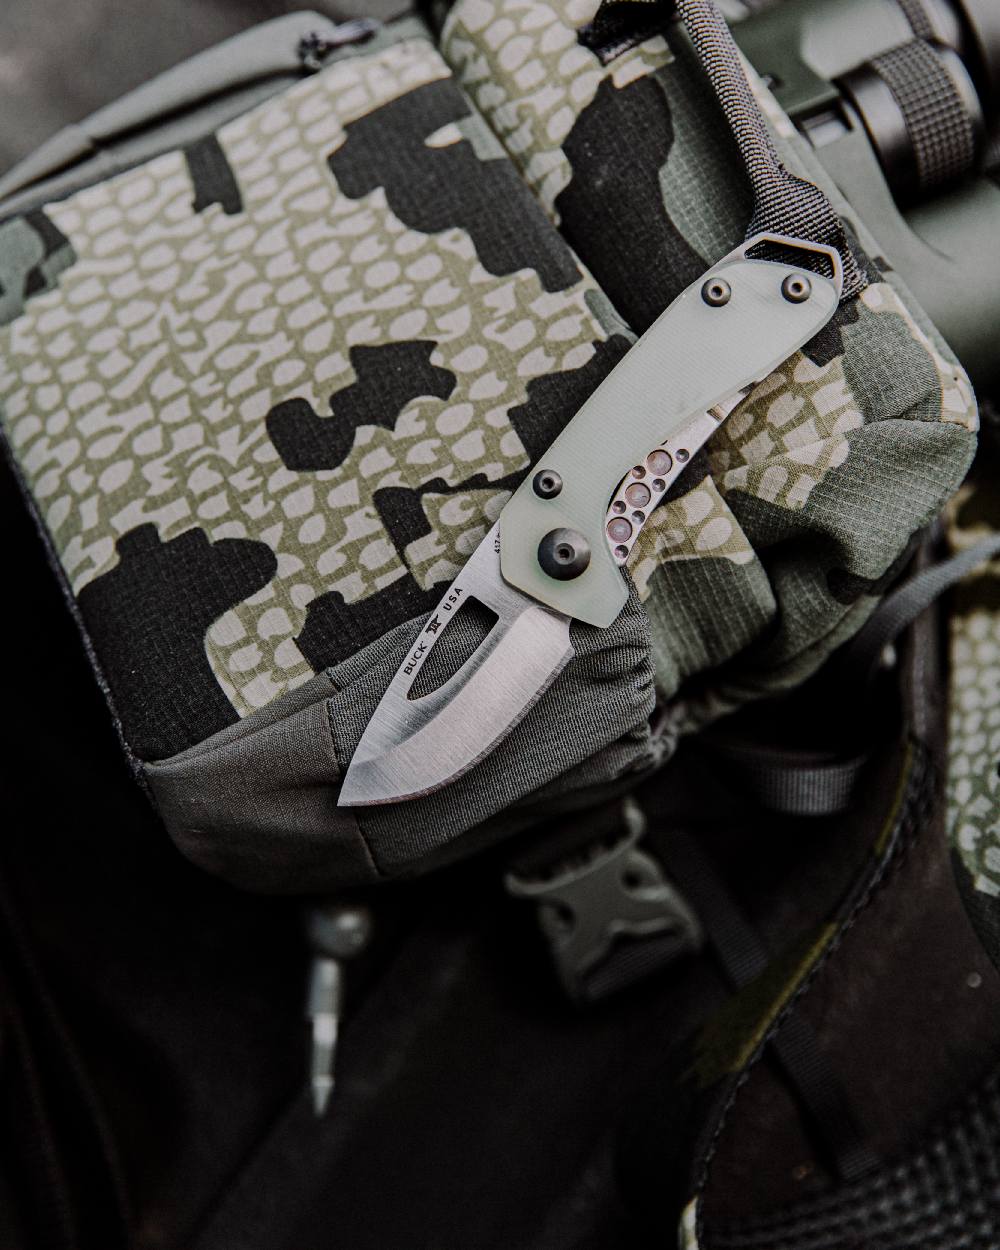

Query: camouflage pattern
[440,0,752,332]
[946,476,1000,912]
[0,25,621,758]
[439,0,675,218]
[0,7,978,788]
[630,476,756,604]
[0,210,76,324]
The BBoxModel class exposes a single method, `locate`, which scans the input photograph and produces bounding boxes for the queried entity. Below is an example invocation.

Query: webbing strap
[674,0,866,296]
[702,536,1000,819]
[588,0,867,298]
[836,534,1000,694]
[662,827,879,1182]
[707,740,870,818]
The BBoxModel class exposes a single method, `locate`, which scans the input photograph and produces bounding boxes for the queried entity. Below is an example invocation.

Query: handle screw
[701,277,732,307]
[538,528,591,580]
[533,469,563,499]
[781,273,812,303]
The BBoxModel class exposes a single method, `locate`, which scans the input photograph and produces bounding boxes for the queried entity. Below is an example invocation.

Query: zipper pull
[304,902,374,1116]
[297,20,381,73]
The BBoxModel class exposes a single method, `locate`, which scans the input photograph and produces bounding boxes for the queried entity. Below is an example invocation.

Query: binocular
[733,0,1000,390]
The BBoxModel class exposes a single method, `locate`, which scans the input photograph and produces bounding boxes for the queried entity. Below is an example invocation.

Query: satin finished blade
[337,523,573,807]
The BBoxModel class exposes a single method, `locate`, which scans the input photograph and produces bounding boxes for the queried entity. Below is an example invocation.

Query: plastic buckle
[505,800,702,1005]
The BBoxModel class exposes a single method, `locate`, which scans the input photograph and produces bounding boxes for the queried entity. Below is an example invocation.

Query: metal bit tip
[312,1073,335,1118]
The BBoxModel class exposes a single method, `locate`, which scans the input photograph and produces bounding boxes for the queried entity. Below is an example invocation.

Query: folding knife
[338,234,842,807]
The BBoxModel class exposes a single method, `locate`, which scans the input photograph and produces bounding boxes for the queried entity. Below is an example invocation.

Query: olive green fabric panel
[147,671,380,891]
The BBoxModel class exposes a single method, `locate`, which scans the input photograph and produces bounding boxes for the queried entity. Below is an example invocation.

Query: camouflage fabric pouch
[0,5,977,892]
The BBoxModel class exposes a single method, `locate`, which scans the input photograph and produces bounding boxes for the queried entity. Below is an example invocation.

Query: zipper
[297,19,382,74]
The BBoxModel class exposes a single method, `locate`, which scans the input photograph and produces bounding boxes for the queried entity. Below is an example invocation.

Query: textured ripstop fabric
[0,17,637,759]
[0,16,657,887]
[148,584,656,890]
[701,535,1000,821]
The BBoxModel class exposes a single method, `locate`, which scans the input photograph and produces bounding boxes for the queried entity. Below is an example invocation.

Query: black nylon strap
[836,535,1000,694]
[674,0,865,295]
[588,0,867,298]
[581,930,697,1000]
[661,827,879,1182]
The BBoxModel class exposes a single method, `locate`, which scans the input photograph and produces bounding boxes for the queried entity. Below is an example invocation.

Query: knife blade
[338,234,843,806]
[336,523,573,807]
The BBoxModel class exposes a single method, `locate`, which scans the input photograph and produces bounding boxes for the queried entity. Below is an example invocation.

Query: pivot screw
[701,277,732,307]
[781,273,812,303]
[532,469,563,499]
[538,528,591,580]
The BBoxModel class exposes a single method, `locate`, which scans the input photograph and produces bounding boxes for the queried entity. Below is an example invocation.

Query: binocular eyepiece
[733,0,1000,389]
[739,0,999,204]
[837,0,999,204]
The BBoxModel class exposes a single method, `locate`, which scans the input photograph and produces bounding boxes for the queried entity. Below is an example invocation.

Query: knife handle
[498,234,843,629]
